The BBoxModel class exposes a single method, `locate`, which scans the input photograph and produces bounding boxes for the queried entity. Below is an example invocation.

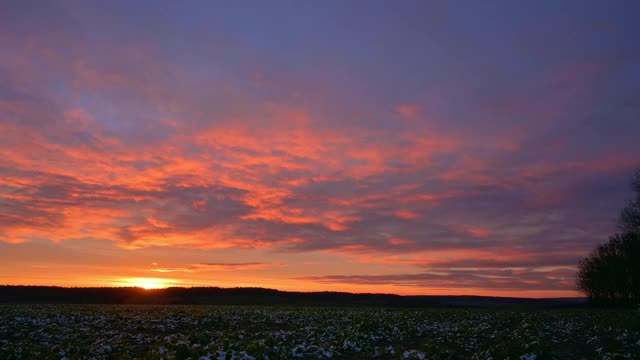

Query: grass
[0,305,639,359]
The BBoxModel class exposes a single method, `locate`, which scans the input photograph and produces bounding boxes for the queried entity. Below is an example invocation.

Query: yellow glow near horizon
[118,277,176,289]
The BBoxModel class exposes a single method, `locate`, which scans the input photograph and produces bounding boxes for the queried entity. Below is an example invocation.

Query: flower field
[1,305,639,359]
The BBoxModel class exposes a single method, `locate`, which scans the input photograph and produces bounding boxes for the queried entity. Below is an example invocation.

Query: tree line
[0,285,581,307]
[577,170,640,305]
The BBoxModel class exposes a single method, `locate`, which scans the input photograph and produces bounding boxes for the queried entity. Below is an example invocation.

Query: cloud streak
[297,266,576,291]
[151,262,286,273]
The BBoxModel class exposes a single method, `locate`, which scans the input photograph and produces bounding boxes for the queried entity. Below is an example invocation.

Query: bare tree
[619,169,640,233]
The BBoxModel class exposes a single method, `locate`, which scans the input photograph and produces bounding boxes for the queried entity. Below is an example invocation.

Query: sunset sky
[1,1,639,297]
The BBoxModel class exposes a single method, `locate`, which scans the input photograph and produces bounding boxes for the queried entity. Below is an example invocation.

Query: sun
[136,280,165,290]
[119,277,174,289]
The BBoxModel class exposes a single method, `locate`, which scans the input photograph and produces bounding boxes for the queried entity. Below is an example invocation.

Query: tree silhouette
[577,232,640,304]
[577,169,640,305]
[619,169,640,233]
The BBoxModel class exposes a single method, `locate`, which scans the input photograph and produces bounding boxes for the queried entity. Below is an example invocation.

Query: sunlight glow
[118,277,176,289]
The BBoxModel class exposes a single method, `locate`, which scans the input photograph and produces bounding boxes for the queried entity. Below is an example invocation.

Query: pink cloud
[150,262,286,272]
[396,104,420,118]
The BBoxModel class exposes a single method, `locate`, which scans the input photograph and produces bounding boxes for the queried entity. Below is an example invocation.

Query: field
[1,305,639,359]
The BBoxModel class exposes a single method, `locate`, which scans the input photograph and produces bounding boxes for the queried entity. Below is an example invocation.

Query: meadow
[1,305,639,360]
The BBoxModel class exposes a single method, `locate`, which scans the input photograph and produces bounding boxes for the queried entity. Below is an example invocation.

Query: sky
[1,1,639,297]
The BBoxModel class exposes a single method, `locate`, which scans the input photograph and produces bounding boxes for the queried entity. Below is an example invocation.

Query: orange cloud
[388,238,415,246]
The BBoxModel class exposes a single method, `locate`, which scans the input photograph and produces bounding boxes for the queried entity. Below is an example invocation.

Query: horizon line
[0,284,585,300]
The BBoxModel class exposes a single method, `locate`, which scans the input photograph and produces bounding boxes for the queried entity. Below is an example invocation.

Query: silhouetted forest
[0,286,584,308]
[577,169,640,305]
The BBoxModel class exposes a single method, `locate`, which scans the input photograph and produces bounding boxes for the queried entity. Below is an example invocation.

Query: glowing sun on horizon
[120,277,175,289]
